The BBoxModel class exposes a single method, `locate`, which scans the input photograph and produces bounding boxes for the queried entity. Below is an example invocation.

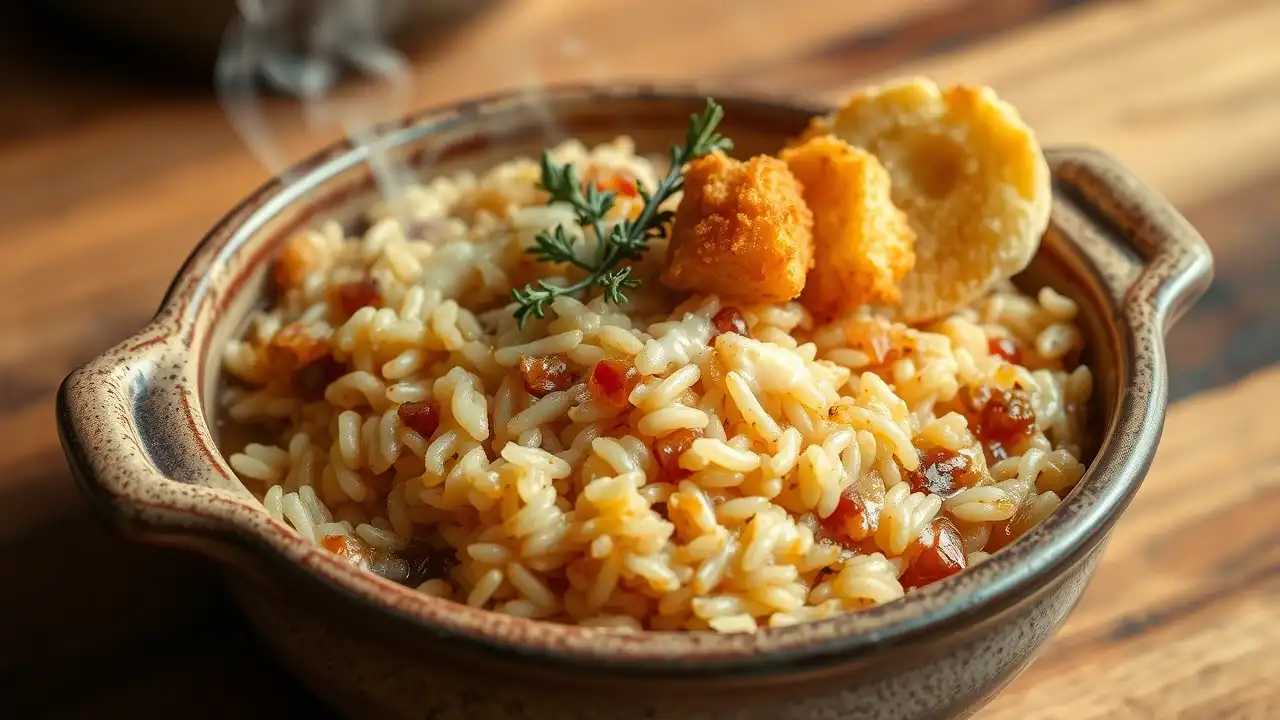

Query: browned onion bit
[518,354,573,397]
[905,447,983,499]
[711,306,749,337]
[653,428,704,481]
[588,358,640,407]
[899,517,967,589]
[821,490,879,544]
[959,385,1037,463]
[293,356,347,399]
[401,537,459,588]
[987,336,1023,364]
[398,401,441,438]
[266,324,330,372]
[329,277,383,322]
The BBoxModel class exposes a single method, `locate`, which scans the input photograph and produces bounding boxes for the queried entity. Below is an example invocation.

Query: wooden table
[3,1,1277,717]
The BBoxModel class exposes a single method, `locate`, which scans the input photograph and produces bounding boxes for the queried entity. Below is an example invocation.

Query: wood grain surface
[1,0,1277,717]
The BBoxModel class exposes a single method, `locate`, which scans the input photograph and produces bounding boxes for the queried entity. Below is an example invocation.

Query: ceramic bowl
[57,84,1212,719]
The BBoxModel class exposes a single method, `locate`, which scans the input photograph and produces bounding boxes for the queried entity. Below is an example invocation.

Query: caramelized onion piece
[267,324,330,370]
[324,533,453,588]
[823,492,873,543]
[959,385,1037,462]
[323,534,408,581]
[987,336,1022,364]
[294,356,347,399]
[986,496,1042,553]
[900,517,967,589]
[518,355,573,397]
[653,428,704,481]
[711,306,749,337]
[905,446,984,499]
[401,537,459,588]
[398,401,441,438]
[982,388,1036,443]
[588,358,640,407]
[329,277,383,322]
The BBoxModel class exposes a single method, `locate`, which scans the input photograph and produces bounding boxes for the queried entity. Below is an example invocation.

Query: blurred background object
[213,0,424,199]
[37,0,498,80]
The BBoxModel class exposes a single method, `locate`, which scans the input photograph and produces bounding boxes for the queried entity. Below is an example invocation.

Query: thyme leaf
[510,98,733,326]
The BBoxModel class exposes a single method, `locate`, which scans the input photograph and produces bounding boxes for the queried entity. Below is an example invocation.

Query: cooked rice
[221,136,1092,633]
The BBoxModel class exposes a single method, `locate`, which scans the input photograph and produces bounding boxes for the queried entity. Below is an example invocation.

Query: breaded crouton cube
[789,78,1050,322]
[780,135,915,318]
[660,152,814,303]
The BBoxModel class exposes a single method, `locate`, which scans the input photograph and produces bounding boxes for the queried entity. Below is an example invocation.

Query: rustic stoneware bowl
[57,85,1212,719]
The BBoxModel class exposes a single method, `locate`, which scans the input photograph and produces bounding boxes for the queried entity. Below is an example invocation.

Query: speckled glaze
[57,85,1212,720]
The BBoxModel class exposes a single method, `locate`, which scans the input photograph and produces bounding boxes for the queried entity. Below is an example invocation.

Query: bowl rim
[58,81,1213,676]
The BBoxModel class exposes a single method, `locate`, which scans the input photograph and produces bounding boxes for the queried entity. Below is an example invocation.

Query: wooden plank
[728,0,1094,91]
[1167,172,1280,400]
[821,0,1280,209]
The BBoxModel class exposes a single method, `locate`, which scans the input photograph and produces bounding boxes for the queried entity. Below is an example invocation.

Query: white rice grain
[637,405,709,437]
[494,331,584,366]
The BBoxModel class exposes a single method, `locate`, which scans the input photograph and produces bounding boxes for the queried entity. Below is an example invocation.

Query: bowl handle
[1046,147,1214,331]
[56,322,261,550]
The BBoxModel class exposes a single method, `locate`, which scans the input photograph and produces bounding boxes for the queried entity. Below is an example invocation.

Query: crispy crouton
[792,77,1051,322]
[661,153,814,303]
[780,135,915,318]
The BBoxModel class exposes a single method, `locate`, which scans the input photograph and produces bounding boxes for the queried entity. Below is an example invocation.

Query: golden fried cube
[791,77,1051,322]
[781,135,916,317]
[661,152,814,303]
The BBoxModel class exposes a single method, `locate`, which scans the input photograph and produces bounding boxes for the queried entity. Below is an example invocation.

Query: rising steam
[216,0,414,210]
[217,1,610,231]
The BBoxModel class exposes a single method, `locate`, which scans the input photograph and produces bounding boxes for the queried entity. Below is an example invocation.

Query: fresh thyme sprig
[510,98,734,327]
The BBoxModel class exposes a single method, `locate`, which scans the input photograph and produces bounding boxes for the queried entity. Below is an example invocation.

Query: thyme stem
[510,98,734,327]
